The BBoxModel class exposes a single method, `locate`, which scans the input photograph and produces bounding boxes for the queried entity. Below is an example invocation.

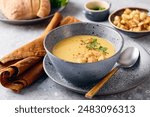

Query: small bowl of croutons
[109,7,150,38]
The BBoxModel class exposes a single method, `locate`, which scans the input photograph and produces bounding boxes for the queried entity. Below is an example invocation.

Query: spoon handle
[85,67,119,99]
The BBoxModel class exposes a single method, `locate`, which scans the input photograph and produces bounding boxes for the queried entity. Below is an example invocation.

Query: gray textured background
[0,0,150,100]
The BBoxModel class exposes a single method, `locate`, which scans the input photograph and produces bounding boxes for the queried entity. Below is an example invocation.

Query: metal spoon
[85,47,140,99]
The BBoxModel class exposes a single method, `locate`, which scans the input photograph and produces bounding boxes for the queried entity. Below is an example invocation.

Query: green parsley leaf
[51,0,68,8]
[84,38,108,54]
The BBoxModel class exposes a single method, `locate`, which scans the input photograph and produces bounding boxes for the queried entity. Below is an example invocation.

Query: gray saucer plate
[0,6,66,25]
[43,38,150,95]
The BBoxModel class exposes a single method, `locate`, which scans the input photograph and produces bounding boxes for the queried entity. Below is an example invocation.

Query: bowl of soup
[44,23,124,86]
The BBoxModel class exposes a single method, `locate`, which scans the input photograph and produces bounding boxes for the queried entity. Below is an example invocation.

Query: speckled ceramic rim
[43,54,149,96]
[84,0,111,12]
[109,7,150,33]
[44,22,124,65]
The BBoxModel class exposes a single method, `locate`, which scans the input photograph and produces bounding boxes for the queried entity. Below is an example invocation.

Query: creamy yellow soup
[52,35,115,63]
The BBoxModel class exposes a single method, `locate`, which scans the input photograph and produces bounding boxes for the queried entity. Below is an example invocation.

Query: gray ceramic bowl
[84,0,111,22]
[44,23,124,86]
[109,7,150,38]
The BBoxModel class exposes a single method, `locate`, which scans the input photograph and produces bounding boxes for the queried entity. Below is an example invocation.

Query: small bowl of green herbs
[84,0,111,22]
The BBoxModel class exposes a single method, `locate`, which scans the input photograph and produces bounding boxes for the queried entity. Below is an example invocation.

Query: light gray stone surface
[0,0,150,100]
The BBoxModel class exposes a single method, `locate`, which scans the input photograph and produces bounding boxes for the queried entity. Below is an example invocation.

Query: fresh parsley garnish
[84,38,108,54]
[99,46,108,52]
[91,7,106,11]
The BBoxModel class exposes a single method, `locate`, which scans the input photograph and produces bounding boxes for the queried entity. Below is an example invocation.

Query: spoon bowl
[118,47,140,68]
[85,47,140,99]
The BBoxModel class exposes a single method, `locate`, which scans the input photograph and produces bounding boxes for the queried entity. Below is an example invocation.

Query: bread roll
[0,0,51,20]
[37,0,51,18]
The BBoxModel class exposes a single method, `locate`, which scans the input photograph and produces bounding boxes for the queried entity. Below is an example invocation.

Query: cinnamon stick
[0,13,80,93]
[60,16,80,26]
[0,57,41,82]
[0,12,62,64]
[41,12,63,37]
[0,12,62,92]
[2,61,44,93]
